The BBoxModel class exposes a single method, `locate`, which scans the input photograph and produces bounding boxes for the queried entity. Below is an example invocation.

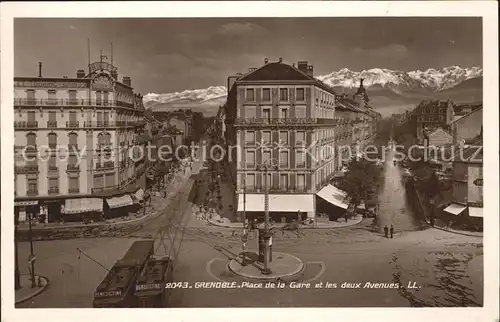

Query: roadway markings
[205,257,226,282]
[302,261,327,283]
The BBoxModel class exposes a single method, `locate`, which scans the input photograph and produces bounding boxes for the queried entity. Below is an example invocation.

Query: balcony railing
[48,187,59,194]
[68,188,80,193]
[27,189,38,196]
[15,98,136,109]
[68,144,79,151]
[47,121,58,128]
[235,117,317,126]
[48,165,58,172]
[96,161,115,170]
[66,121,80,128]
[91,185,120,194]
[14,121,38,129]
[67,164,80,172]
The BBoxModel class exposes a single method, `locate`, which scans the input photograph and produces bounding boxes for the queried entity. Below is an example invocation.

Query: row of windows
[24,177,80,194]
[20,110,140,122]
[245,88,306,103]
[244,149,307,169]
[244,130,307,145]
[242,106,307,119]
[23,89,110,100]
[243,173,307,190]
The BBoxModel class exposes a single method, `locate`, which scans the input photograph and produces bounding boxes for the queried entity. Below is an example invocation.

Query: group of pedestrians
[383,224,394,238]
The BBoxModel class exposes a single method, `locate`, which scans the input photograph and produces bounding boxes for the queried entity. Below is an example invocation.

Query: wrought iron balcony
[96,161,115,170]
[27,189,39,196]
[68,188,80,193]
[66,121,80,128]
[66,164,80,172]
[14,121,38,129]
[14,98,137,109]
[68,144,79,151]
[47,120,58,128]
[48,187,59,194]
[235,117,317,126]
[91,185,120,194]
[48,165,58,172]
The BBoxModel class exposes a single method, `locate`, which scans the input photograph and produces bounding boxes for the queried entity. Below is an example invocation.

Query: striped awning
[443,203,467,216]
[64,198,103,214]
[134,188,145,201]
[238,194,314,213]
[468,207,483,218]
[316,184,349,209]
[107,194,134,209]
[15,200,39,206]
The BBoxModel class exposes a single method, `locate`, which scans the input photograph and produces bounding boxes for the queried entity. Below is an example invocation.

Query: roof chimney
[38,62,43,78]
[248,68,257,73]
[297,61,308,73]
[278,57,283,63]
[264,58,269,64]
[76,69,86,78]
[122,76,131,87]
[307,65,314,77]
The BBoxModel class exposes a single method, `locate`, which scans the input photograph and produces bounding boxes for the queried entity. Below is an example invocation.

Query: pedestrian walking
[383,225,389,238]
[390,225,394,239]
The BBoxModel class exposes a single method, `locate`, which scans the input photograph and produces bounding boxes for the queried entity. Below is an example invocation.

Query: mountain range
[144,66,482,116]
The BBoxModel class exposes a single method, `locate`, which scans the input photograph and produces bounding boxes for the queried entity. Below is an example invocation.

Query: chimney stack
[307,65,314,77]
[122,76,131,87]
[38,62,43,78]
[76,69,86,78]
[297,61,308,73]
[264,58,269,64]
[278,57,283,63]
[111,70,118,80]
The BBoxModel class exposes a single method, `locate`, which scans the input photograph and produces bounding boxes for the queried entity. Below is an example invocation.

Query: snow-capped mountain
[144,66,482,116]
[317,66,482,92]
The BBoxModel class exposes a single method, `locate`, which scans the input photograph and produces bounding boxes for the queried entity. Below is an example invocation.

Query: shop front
[237,193,315,223]
[105,194,138,218]
[62,198,104,222]
[14,200,40,223]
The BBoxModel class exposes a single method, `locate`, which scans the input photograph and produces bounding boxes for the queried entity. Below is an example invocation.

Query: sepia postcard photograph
[1,2,498,322]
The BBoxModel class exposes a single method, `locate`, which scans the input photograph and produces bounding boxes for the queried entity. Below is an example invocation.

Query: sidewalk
[414,188,483,238]
[15,274,49,305]
[17,170,189,235]
[207,215,364,229]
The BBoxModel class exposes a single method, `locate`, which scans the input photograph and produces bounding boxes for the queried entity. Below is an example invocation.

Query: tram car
[134,255,174,307]
[93,240,154,308]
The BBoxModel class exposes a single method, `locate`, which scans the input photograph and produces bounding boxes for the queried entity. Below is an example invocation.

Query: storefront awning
[316,184,349,209]
[237,194,314,213]
[64,198,103,214]
[468,207,483,218]
[443,203,467,215]
[134,188,145,201]
[15,200,38,206]
[107,194,134,209]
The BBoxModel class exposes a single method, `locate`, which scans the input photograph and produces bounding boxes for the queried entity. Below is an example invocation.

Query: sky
[14,18,482,95]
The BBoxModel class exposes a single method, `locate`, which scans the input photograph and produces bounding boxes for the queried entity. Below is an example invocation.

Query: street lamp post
[28,213,36,288]
[257,159,278,275]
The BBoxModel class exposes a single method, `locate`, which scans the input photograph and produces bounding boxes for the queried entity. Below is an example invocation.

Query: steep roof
[451,105,483,124]
[239,62,313,82]
[236,61,336,95]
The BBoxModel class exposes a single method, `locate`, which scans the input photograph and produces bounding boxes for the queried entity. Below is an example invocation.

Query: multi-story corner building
[224,58,379,223]
[14,60,147,223]
[443,136,483,225]
[411,99,455,143]
[451,106,483,145]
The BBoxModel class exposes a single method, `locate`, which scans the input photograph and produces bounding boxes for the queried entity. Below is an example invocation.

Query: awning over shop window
[64,198,103,214]
[237,194,314,213]
[15,200,38,207]
[468,207,483,218]
[134,188,145,201]
[316,184,349,209]
[443,203,467,216]
[107,194,134,209]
